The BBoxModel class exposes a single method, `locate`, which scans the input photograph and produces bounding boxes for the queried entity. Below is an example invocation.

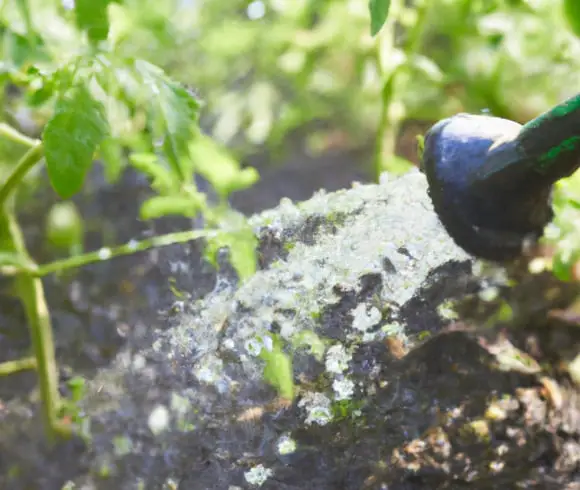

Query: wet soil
[1,136,580,489]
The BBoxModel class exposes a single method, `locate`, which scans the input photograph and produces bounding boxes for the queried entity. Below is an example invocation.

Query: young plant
[0,1,259,442]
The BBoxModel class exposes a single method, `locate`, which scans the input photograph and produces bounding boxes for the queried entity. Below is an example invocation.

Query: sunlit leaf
[14,0,36,49]
[24,67,56,106]
[189,132,259,198]
[563,0,580,38]
[99,136,125,183]
[74,0,114,44]
[369,0,391,36]
[43,85,109,199]
[3,28,49,68]
[129,152,176,194]
[383,155,414,175]
[227,228,258,281]
[204,226,257,281]
[140,194,205,220]
[133,60,201,182]
[260,335,295,400]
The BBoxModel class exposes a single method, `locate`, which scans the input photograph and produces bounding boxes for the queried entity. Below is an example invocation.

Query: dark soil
[1,139,580,489]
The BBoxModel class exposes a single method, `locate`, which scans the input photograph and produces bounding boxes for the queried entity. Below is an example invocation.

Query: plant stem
[373,0,401,181]
[373,0,432,180]
[0,210,65,442]
[0,123,39,148]
[0,356,36,375]
[0,142,44,208]
[17,274,65,440]
[0,123,64,440]
[35,228,217,277]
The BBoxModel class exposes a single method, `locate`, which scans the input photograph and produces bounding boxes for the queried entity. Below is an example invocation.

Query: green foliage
[133,59,200,181]
[204,219,258,282]
[0,0,261,442]
[259,334,295,400]
[189,132,259,199]
[369,0,391,36]
[74,0,116,45]
[544,172,580,281]
[43,84,108,198]
[563,0,580,38]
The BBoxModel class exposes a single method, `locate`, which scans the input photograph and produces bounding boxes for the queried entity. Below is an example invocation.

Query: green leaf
[564,0,580,38]
[43,85,109,199]
[189,133,259,198]
[369,0,391,36]
[25,69,55,107]
[129,152,177,194]
[14,0,36,50]
[74,0,113,44]
[139,194,205,220]
[3,28,49,68]
[383,155,414,176]
[66,376,86,403]
[204,228,257,282]
[99,136,125,184]
[134,60,201,182]
[416,134,425,162]
[260,335,295,400]
[228,228,258,281]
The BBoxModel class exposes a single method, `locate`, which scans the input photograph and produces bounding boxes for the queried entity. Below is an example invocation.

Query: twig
[35,228,218,277]
[0,356,37,375]
[0,142,44,208]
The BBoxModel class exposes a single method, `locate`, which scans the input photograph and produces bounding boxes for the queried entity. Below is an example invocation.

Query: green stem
[0,142,44,208]
[34,228,217,277]
[372,0,401,181]
[0,210,66,442]
[15,0,36,49]
[372,0,432,180]
[0,356,36,375]
[0,123,64,440]
[0,123,39,148]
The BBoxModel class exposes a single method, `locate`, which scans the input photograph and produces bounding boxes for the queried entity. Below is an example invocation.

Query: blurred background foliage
[1,0,580,182]
[0,0,579,259]
[114,0,580,173]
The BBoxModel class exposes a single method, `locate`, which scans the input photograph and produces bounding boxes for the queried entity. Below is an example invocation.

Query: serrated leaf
[43,85,108,199]
[74,0,113,44]
[369,0,391,36]
[260,336,295,400]
[134,60,201,182]
[140,194,205,220]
